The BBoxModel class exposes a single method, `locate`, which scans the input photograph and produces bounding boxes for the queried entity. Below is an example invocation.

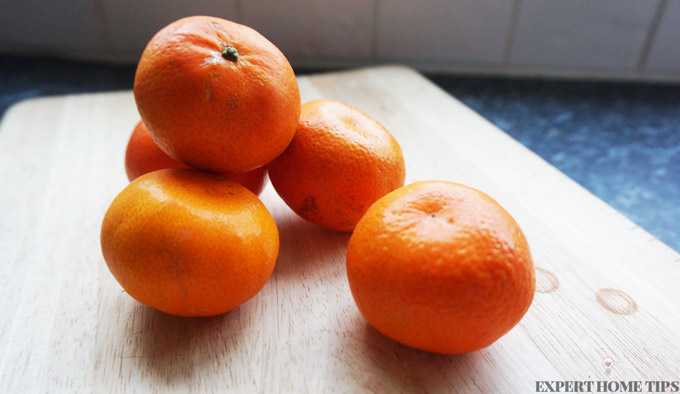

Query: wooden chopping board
[1,66,679,393]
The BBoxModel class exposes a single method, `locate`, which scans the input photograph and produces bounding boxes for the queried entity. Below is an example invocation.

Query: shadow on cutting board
[120,302,254,385]
[332,316,485,392]
[272,212,351,282]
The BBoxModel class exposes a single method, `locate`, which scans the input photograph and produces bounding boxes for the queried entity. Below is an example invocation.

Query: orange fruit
[346,181,535,354]
[124,120,269,195]
[100,168,279,317]
[268,99,405,232]
[124,120,189,180]
[134,16,300,174]
[222,166,268,197]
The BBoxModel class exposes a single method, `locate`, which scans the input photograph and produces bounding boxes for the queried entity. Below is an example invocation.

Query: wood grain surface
[1,66,679,393]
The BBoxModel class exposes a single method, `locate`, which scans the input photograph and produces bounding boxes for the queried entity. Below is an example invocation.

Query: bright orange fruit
[124,120,190,180]
[100,168,279,317]
[268,99,405,232]
[134,16,300,174]
[124,120,268,195]
[221,166,268,197]
[346,181,535,354]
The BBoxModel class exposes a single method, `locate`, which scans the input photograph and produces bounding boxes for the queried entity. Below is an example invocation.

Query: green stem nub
[222,46,239,62]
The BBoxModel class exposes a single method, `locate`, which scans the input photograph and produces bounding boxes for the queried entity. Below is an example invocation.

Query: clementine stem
[222,46,239,61]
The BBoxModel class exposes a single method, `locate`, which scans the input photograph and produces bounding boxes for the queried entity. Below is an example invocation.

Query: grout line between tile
[637,0,667,72]
[235,0,244,23]
[89,0,111,50]
[502,0,522,66]
[370,0,380,65]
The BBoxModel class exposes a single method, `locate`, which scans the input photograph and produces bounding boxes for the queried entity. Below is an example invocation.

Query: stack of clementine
[101,15,535,355]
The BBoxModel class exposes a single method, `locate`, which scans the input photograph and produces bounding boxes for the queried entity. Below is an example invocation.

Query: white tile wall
[100,0,240,56]
[645,0,680,74]
[509,0,659,71]
[1,0,679,80]
[241,0,374,64]
[376,0,515,66]
[0,0,107,53]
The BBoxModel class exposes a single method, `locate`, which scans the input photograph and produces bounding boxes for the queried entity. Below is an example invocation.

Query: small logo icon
[602,357,614,376]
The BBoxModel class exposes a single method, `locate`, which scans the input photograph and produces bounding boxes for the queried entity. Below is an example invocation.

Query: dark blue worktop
[1,55,677,252]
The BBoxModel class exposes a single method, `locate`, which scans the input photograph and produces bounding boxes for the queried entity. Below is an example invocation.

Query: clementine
[268,99,405,232]
[124,120,268,195]
[134,16,300,174]
[124,120,189,180]
[222,166,268,197]
[100,168,279,317]
[346,181,535,354]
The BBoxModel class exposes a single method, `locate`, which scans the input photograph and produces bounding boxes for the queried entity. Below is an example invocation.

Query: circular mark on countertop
[535,267,559,293]
[596,288,638,315]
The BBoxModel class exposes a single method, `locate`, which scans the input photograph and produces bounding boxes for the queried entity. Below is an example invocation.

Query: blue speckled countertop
[1,55,678,252]
[429,76,679,252]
